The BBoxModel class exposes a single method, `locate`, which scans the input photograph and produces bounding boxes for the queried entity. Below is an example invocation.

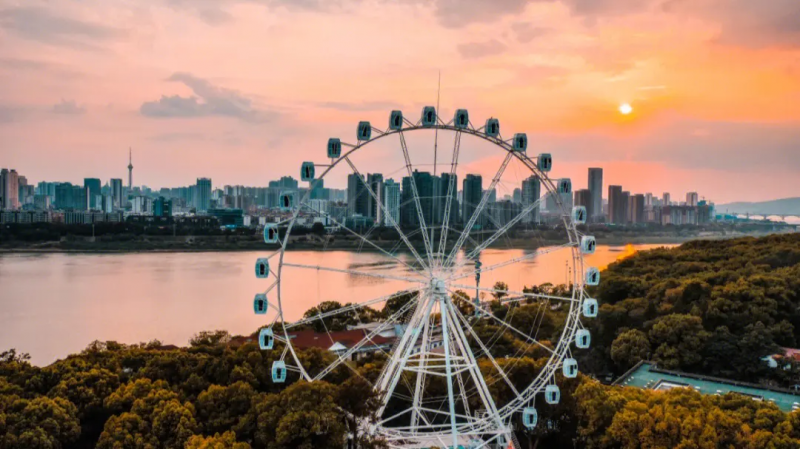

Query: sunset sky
[1,0,798,203]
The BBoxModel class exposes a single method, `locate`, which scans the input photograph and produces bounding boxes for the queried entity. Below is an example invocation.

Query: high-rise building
[84,178,101,210]
[195,178,212,211]
[512,188,522,204]
[401,171,436,227]
[153,197,172,217]
[347,174,369,217]
[34,195,51,210]
[607,185,624,224]
[367,173,384,223]
[54,183,88,211]
[521,175,541,224]
[574,189,591,211]
[632,194,645,223]
[110,179,123,209]
[622,191,632,223]
[0,169,20,210]
[686,192,698,207]
[663,192,671,206]
[383,179,401,226]
[588,168,603,221]
[462,174,483,229]
[439,173,459,225]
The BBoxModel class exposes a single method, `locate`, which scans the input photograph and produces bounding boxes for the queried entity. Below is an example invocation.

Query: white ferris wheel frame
[254,109,594,449]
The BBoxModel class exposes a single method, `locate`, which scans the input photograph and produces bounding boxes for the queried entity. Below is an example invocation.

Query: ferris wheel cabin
[538,153,552,172]
[272,361,287,383]
[253,294,268,315]
[583,298,598,318]
[279,192,294,211]
[572,206,587,224]
[585,267,600,286]
[513,133,528,153]
[255,258,270,279]
[357,121,372,141]
[580,235,596,254]
[389,110,403,130]
[264,224,279,244]
[421,106,437,127]
[454,109,469,129]
[327,138,342,159]
[259,327,274,350]
[558,178,572,194]
[576,329,591,349]
[522,407,538,429]
[545,385,561,405]
[563,358,579,378]
[485,118,500,138]
[300,162,315,181]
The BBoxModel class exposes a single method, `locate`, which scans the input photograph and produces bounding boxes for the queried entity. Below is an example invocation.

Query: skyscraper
[0,169,20,210]
[574,189,591,210]
[462,174,483,228]
[686,192,698,207]
[632,194,645,223]
[663,192,671,206]
[521,175,541,224]
[347,173,369,217]
[84,178,101,210]
[622,191,631,223]
[439,172,459,225]
[195,178,212,211]
[110,179,123,209]
[401,171,436,227]
[383,179,401,226]
[588,168,603,221]
[367,173,384,223]
[607,185,624,224]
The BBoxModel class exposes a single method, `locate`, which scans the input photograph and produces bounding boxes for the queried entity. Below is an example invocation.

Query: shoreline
[0,234,754,255]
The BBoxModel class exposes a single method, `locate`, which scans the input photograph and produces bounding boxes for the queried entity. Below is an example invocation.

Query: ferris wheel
[251,106,600,449]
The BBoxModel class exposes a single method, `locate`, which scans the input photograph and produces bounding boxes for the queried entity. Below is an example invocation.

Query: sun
[619,103,633,115]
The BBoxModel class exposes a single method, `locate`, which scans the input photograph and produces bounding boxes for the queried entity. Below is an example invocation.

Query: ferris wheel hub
[431,278,447,295]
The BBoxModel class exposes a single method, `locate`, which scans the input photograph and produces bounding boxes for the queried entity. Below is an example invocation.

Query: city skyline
[1,1,799,203]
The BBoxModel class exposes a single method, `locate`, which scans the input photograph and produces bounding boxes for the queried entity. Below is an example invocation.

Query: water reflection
[0,244,671,365]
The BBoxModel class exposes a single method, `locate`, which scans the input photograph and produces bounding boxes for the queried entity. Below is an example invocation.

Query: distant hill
[717,197,800,215]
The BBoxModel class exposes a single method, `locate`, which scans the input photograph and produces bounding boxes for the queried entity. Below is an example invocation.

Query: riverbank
[0,229,790,254]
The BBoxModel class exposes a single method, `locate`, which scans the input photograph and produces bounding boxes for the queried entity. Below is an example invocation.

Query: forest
[1,233,800,448]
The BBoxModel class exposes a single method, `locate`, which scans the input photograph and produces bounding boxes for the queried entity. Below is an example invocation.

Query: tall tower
[127,148,133,190]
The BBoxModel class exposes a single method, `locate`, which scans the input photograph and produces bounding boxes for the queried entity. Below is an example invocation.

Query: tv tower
[127,148,133,189]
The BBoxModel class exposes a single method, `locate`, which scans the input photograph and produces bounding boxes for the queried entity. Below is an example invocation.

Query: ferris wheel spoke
[450,290,556,355]
[454,195,547,267]
[342,156,431,273]
[297,202,424,275]
[283,289,419,330]
[397,131,436,267]
[312,294,420,381]
[281,262,425,284]
[450,283,579,304]
[436,130,462,269]
[444,152,514,268]
[447,242,576,283]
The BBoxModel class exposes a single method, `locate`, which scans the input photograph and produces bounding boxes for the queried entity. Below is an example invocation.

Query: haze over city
[1,0,799,203]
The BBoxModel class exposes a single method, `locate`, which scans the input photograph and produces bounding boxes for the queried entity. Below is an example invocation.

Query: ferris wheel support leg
[438,293,461,449]
[443,300,507,436]
[409,304,433,431]
[375,295,436,418]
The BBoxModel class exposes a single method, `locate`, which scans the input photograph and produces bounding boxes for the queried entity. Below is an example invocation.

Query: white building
[383,179,400,225]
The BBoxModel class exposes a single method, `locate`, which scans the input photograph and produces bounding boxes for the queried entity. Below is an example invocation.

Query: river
[0,244,672,365]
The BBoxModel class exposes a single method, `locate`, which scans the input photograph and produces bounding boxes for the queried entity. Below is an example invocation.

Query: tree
[190,330,232,348]
[0,396,81,449]
[195,382,257,436]
[253,381,346,449]
[185,431,251,449]
[151,399,198,448]
[96,412,157,449]
[648,314,709,370]
[610,330,651,370]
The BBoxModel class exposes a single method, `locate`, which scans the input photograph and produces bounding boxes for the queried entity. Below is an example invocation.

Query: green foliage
[185,431,251,449]
[589,233,800,383]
